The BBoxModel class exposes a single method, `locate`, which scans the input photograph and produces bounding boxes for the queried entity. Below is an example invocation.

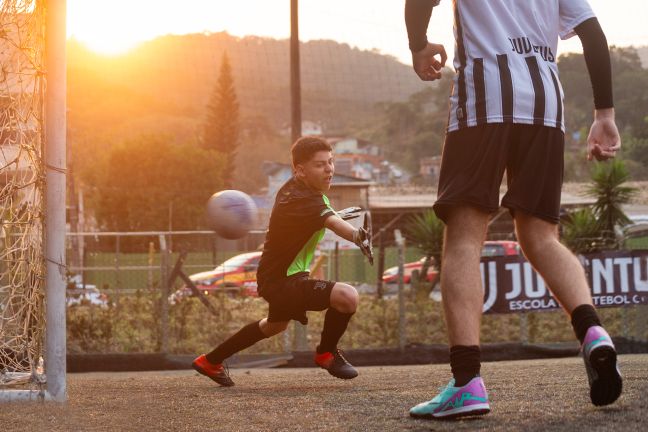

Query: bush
[67,292,645,355]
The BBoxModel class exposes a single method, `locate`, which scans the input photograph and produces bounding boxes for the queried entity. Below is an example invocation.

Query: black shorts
[434,123,564,224]
[259,273,335,325]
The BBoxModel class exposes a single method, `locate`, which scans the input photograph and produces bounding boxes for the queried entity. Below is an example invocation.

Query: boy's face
[295,150,334,192]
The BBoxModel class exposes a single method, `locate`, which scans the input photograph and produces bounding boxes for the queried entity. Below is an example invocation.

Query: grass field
[625,236,648,250]
[2,354,646,431]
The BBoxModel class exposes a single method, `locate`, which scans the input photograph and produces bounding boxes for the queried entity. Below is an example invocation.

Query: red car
[168,251,261,304]
[480,240,520,257]
[382,256,438,285]
[382,241,520,284]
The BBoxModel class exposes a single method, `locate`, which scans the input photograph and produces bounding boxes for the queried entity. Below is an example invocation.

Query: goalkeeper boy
[192,136,372,386]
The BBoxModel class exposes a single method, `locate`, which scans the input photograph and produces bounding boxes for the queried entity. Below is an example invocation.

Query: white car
[66,275,109,307]
[624,215,648,238]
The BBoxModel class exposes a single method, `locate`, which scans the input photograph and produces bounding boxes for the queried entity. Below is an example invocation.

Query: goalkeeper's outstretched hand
[353,226,373,265]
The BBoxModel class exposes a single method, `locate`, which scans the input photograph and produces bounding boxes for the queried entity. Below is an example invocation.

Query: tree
[203,51,240,188]
[88,135,225,234]
[585,159,637,245]
[405,210,444,299]
[559,47,648,179]
[362,73,452,174]
[234,115,290,194]
[560,47,648,137]
[624,135,648,180]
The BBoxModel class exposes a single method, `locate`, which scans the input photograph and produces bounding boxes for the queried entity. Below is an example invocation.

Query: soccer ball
[206,190,258,239]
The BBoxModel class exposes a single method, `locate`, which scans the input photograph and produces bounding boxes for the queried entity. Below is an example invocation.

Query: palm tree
[405,210,444,297]
[562,207,608,254]
[585,159,637,245]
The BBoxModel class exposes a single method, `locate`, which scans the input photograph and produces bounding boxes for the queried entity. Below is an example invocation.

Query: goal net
[0,0,47,393]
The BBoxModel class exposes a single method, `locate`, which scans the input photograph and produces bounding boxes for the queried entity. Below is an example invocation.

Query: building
[368,187,602,244]
[324,136,382,180]
[281,120,324,137]
[419,156,442,183]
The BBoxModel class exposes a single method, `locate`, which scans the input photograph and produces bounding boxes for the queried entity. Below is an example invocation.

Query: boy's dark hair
[291,136,332,167]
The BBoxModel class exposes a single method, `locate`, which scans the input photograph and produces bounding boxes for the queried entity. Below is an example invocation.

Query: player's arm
[325,214,358,243]
[405,0,446,81]
[325,215,372,259]
[574,17,621,161]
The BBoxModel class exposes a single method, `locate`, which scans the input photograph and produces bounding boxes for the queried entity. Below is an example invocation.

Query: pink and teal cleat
[409,376,490,419]
[582,326,622,406]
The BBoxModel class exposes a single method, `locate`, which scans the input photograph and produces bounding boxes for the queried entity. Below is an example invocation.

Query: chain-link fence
[64,231,648,356]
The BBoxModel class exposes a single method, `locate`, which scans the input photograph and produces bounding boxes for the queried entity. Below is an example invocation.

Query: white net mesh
[0,0,46,388]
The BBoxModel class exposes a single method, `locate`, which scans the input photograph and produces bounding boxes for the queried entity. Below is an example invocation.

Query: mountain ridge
[68,32,427,140]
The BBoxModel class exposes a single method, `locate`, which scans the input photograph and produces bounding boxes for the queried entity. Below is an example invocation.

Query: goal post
[0,0,67,402]
[44,0,67,402]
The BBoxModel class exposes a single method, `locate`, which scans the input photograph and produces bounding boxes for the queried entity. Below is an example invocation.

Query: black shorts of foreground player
[192,136,372,386]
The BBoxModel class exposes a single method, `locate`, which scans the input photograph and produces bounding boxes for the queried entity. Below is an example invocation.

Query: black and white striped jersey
[446,0,595,133]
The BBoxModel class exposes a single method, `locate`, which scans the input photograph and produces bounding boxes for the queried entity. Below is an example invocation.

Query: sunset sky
[67,0,648,64]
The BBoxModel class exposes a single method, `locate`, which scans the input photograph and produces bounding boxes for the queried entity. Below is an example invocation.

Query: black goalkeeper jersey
[256,177,336,293]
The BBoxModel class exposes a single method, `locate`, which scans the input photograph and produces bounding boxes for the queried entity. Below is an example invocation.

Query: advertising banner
[482,250,648,314]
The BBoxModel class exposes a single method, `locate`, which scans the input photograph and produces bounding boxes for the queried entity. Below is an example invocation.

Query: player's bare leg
[513,212,592,312]
[410,205,491,419]
[329,282,359,314]
[441,206,490,347]
[514,211,622,406]
[259,319,289,337]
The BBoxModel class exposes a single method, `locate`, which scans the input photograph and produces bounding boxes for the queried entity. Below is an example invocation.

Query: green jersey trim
[286,194,335,276]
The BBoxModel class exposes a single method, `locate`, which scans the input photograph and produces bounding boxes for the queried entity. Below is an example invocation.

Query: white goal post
[0,0,67,402]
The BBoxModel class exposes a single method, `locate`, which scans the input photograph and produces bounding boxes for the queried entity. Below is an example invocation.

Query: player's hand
[587,108,621,161]
[412,42,447,81]
[337,206,362,221]
[352,227,373,263]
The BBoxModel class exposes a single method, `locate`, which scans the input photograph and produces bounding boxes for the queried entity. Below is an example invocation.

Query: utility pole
[291,0,307,350]
[290,0,302,143]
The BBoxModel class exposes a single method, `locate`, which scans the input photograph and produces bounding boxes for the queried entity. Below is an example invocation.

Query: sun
[66,0,292,56]
[67,33,143,56]
[66,0,166,55]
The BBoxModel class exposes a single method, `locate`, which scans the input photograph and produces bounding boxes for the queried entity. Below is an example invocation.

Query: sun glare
[67,0,173,55]
[68,34,142,56]
[66,0,289,56]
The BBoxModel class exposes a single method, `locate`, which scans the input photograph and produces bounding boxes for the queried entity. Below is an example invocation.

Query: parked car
[382,240,520,284]
[66,275,109,307]
[480,240,521,257]
[169,251,261,304]
[382,256,438,285]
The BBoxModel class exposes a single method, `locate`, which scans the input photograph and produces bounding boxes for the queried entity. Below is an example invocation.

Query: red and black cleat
[315,349,358,380]
[192,354,235,387]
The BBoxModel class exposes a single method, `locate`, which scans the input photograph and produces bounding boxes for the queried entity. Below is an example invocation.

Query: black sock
[317,308,354,354]
[450,345,481,387]
[205,320,267,364]
[571,304,602,344]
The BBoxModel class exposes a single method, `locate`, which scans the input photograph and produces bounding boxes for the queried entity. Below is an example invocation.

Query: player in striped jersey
[405,0,622,419]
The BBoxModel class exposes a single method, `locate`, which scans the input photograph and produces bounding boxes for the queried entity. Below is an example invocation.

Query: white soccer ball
[206,190,258,239]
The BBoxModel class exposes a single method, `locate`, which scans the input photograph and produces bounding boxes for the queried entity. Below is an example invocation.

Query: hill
[67,32,427,146]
